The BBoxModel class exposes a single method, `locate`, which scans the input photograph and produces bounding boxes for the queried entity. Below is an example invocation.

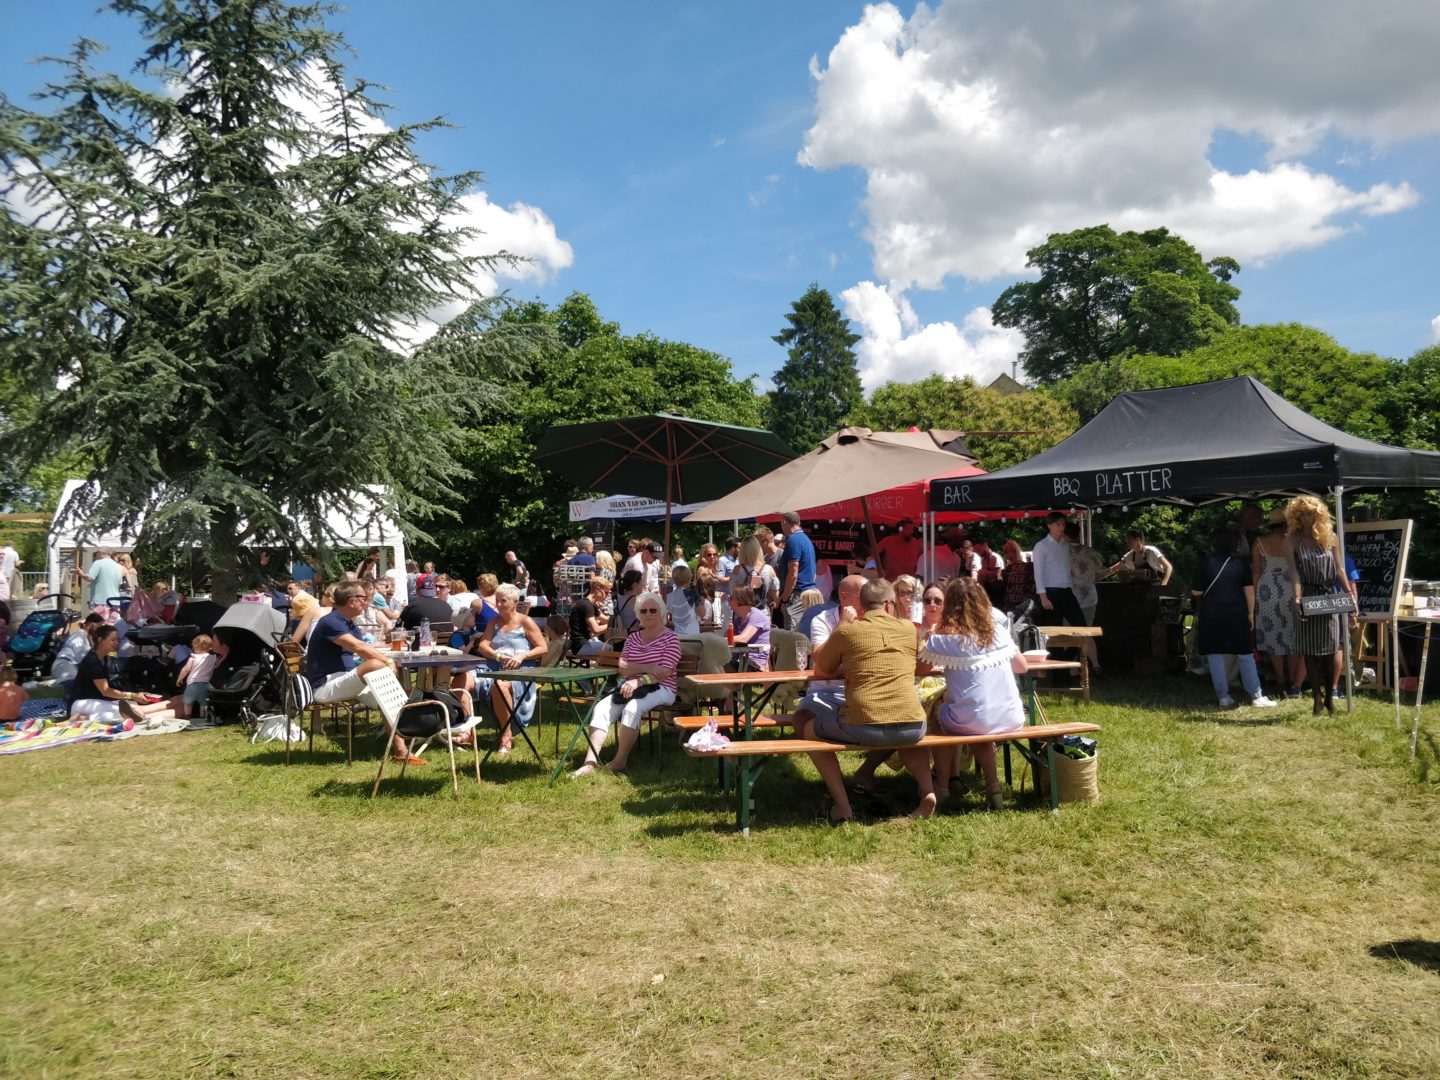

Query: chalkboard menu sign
[1343,519,1411,619]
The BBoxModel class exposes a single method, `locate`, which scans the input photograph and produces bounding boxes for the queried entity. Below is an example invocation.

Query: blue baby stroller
[10,593,83,682]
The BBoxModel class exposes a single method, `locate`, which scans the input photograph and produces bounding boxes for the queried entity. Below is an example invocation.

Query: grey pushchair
[207,602,286,728]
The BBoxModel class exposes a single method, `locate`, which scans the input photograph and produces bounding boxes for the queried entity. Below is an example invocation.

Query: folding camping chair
[367,668,463,797]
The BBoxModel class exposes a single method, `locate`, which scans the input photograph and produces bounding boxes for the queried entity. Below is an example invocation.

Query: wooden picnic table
[686,658,1088,832]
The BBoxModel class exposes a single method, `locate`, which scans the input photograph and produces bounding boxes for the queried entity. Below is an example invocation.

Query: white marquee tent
[47,479,408,596]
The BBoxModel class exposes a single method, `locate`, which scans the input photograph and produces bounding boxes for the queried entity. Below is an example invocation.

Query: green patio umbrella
[532,414,796,557]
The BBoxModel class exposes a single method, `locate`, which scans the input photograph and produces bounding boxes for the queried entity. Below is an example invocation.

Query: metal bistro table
[467,665,615,771]
[518,666,626,783]
[393,652,612,772]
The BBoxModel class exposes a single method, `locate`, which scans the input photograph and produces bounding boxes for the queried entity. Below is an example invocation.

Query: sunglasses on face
[637,607,661,615]
[924,596,944,605]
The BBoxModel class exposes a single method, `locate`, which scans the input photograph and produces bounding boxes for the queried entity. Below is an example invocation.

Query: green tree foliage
[768,284,863,452]
[1055,324,1395,432]
[850,375,1078,472]
[1377,345,1440,575]
[992,225,1241,383]
[1380,345,1440,451]
[0,0,525,595]
[415,292,766,574]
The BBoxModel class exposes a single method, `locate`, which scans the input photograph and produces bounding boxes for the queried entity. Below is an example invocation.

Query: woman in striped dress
[1284,495,1348,715]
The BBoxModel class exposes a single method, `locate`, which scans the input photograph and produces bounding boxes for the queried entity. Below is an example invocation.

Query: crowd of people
[2,495,1361,802]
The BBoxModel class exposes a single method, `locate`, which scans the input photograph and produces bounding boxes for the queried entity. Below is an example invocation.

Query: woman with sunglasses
[892,575,922,623]
[571,592,679,777]
[920,577,1029,810]
[917,583,946,637]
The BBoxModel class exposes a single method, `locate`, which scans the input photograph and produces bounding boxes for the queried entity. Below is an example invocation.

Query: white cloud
[840,281,1023,391]
[801,1,1439,286]
[1430,314,1440,345]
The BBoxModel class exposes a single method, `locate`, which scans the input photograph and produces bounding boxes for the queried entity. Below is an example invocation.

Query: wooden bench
[684,721,1101,834]
[672,714,798,733]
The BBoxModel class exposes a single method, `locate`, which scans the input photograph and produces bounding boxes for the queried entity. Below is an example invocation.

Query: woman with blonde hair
[730,536,778,612]
[893,574,922,622]
[594,549,617,585]
[472,583,546,754]
[1284,495,1349,715]
[921,577,1029,809]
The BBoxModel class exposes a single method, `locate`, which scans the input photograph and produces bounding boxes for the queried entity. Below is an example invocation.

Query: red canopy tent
[755,463,1054,526]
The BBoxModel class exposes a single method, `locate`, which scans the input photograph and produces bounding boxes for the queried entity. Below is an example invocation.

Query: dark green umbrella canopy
[534,414,795,556]
[533,414,796,506]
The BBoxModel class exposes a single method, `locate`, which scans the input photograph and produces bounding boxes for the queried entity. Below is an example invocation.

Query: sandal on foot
[392,754,426,766]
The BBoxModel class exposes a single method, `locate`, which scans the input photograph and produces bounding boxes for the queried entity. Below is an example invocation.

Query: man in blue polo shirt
[776,511,817,629]
[308,582,418,763]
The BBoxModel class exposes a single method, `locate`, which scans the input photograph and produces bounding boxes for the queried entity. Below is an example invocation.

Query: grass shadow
[1175,711,1293,728]
[1369,939,1440,972]
[243,746,350,767]
[310,774,459,800]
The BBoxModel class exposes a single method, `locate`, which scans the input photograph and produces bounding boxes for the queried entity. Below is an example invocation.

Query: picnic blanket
[0,716,136,756]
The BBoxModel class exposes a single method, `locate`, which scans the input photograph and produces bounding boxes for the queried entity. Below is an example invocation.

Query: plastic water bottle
[419,618,432,649]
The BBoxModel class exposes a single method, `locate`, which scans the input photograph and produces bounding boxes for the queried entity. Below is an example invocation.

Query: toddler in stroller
[206,603,286,727]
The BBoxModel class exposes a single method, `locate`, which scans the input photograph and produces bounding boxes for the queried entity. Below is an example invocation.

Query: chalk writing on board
[1344,520,1411,619]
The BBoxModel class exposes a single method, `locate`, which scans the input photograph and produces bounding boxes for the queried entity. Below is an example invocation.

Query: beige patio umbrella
[684,427,978,552]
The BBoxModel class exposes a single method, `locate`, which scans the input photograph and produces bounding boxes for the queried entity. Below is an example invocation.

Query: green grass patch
[2,676,1438,1078]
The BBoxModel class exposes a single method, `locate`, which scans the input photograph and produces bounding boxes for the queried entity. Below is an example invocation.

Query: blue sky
[5,1,1437,392]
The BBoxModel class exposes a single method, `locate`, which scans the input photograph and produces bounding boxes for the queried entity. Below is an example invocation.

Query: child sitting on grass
[175,634,217,719]
[0,665,28,722]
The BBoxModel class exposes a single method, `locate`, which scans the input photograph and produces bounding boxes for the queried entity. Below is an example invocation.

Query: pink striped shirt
[621,628,682,692]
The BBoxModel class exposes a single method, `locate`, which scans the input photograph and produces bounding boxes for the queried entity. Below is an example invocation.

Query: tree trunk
[209,509,243,603]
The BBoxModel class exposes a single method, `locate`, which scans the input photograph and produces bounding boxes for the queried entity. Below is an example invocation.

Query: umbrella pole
[861,499,879,569]
[663,468,674,589]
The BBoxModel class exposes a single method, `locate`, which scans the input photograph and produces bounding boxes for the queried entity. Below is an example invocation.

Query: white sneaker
[1216,696,1235,709]
[1250,694,1278,708]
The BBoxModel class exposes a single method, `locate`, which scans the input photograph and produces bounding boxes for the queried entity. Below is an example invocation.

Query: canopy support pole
[919,512,928,583]
[1334,486,1354,713]
[927,512,935,582]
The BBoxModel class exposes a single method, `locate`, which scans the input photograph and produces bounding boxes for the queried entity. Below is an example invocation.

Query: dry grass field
[2,677,1438,1079]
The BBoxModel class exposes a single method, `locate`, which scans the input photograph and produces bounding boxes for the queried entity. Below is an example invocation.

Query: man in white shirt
[0,542,21,602]
[624,542,662,594]
[792,575,866,729]
[1031,513,1088,629]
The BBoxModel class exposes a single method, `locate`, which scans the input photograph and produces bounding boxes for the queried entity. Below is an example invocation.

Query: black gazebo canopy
[930,376,1440,511]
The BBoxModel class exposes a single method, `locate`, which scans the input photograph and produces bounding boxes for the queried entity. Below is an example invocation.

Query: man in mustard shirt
[805,578,935,823]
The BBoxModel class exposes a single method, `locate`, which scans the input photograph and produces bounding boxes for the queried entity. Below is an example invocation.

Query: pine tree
[0,0,527,595]
[768,284,862,452]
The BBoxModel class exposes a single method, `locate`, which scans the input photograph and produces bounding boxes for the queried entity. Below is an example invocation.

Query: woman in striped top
[1284,495,1349,716]
[571,593,681,777]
